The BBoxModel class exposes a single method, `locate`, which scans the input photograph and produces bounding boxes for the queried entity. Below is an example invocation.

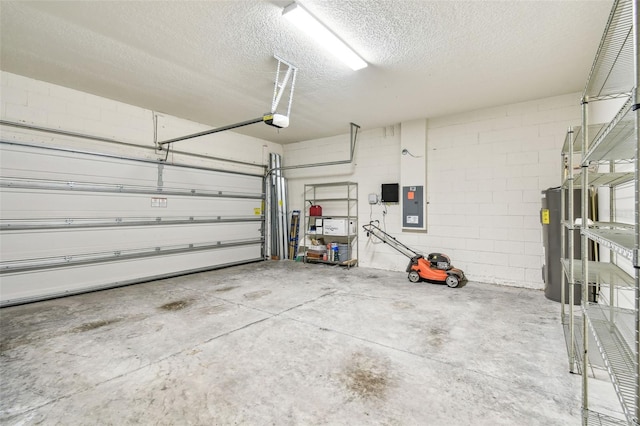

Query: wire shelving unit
[563,0,640,424]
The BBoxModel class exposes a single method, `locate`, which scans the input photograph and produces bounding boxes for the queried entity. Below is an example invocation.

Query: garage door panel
[0,245,263,306]
[1,222,262,261]
[1,145,264,196]
[1,148,160,187]
[1,190,263,220]
[163,167,262,194]
[0,142,266,305]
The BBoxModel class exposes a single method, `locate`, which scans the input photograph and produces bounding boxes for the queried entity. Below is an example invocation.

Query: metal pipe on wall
[267,123,360,175]
[0,120,266,171]
[269,153,278,258]
[273,153,281,259]
[278,155,290,260]
[263,170,272,260]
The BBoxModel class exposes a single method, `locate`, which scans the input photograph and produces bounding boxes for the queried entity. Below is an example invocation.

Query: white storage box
[323,219,356,236]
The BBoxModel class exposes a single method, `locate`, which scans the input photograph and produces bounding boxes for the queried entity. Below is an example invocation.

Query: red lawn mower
[363,221,467,288]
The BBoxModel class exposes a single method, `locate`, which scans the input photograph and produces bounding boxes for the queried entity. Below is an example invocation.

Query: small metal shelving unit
[562,0,639,424]
[302,182,358,268]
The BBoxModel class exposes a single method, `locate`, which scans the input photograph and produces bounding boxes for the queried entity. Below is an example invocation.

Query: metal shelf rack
[560,126,583,373]
[561,259,635,289]
[571,171,636,188]
[302,182,358,268]
[586,304,638,423]
[569,0,640,424]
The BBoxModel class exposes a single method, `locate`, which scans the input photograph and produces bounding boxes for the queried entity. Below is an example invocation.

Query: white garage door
[0,142,265,306]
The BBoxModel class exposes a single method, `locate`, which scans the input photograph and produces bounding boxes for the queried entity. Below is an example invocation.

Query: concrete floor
[1,261,582,425]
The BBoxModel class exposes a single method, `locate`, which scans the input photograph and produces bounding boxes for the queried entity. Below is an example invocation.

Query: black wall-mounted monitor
[381,183,399,203]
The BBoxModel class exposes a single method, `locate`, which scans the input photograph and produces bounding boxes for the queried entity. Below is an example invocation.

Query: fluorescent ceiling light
[283,2,367,71]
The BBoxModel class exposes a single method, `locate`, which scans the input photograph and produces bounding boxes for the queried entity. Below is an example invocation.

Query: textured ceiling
[0,0,611,144]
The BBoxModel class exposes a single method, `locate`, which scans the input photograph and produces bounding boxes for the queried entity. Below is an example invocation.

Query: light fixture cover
[283,2,367,71]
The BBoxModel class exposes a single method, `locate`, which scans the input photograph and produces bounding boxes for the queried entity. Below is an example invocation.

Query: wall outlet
[368,193,378,204]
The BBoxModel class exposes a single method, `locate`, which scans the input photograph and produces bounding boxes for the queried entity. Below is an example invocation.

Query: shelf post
[561,166,567,322]
[632,0,640,421]
[580,98,590,418]
[609,160,617,336]
[568,128,577,373]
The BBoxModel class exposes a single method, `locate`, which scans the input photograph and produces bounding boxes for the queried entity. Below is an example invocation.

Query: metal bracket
[157,163,164,188]
[271,55,298,117]
[156,56,298,149]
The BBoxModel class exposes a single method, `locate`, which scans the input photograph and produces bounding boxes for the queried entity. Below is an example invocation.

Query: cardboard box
[323,219,356,236]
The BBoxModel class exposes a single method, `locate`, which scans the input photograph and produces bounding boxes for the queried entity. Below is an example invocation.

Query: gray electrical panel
[402,185,424,228]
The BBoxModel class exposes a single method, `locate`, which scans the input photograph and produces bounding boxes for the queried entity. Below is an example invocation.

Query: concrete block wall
[427,93,580,289]
[0,71,282,172]
[285,94,582,289]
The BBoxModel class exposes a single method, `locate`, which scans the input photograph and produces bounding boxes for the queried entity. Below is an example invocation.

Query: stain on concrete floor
[159,300,191,311]
[192,304,229,316]
[243,290,271,300]
[73,318,123,333]
[426,326,450,348]
[392,301,415,310]
[214,286,239,293]
[342,352,392,400]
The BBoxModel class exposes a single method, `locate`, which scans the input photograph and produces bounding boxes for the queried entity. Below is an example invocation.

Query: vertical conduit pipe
[274,153,284,259]
[275,153,283,259]
[280,156,290,259]
[269,153,278,258]
[267,153,289,260]
[264,163,272,259]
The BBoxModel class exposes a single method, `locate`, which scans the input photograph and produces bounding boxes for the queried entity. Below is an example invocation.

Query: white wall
[285,93,582,289]
[0,71,282,170]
